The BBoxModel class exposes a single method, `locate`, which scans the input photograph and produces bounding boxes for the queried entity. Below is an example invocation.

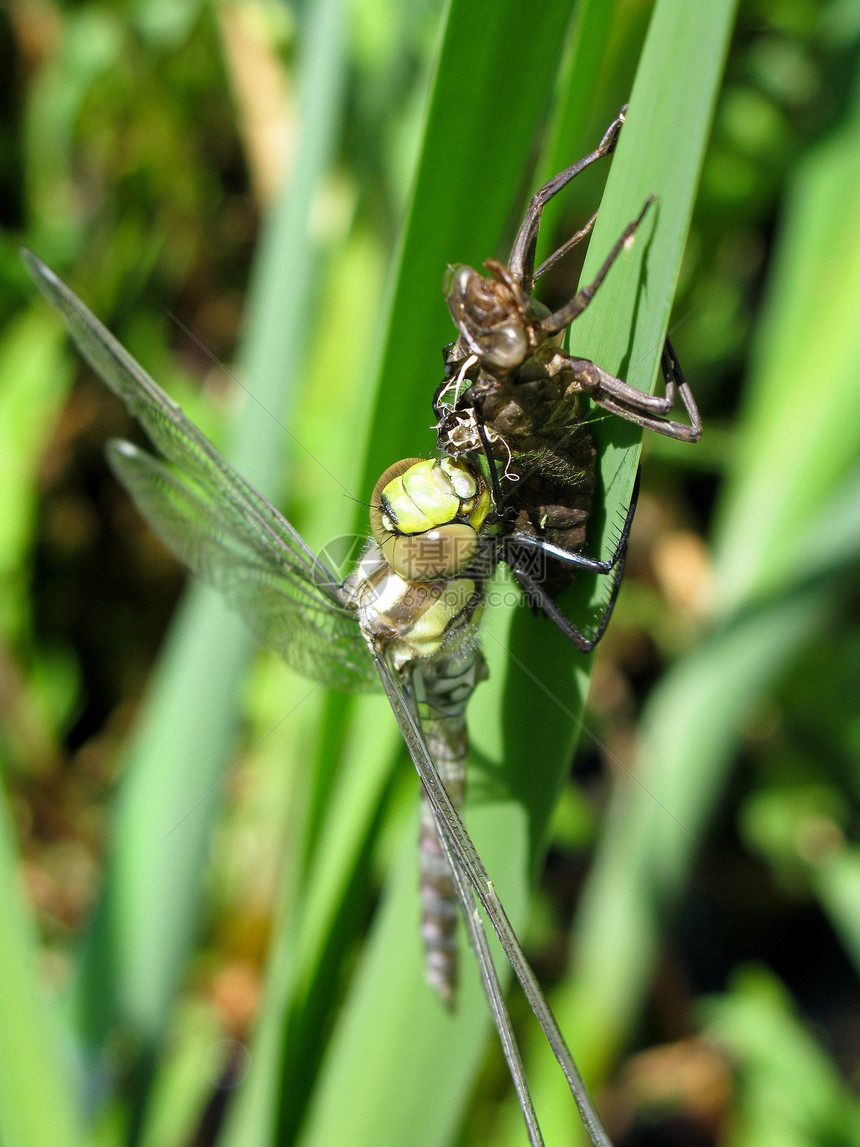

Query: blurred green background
[2,1,860,1145]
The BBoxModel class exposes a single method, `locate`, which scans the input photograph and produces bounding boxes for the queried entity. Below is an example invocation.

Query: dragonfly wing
[371,651,489,894]
[107,440,376,691]
[371,651,611,1145]
[370,652,545,1143]
[23,250,343,611]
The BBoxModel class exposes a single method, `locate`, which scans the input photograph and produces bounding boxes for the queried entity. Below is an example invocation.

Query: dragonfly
[23,249,615,1147]
[435,106,701,648]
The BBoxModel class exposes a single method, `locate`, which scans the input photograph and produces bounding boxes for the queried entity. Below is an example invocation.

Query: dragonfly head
[370,457,491,582]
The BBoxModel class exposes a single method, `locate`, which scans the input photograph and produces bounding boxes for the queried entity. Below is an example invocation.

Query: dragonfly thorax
[352,544,483,667]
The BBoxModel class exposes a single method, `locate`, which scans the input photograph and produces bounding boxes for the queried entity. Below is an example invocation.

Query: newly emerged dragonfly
[436,107,701,647]
[23,251,614,1147]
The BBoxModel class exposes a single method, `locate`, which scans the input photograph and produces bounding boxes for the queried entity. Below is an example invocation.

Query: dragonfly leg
[563,337,702,442]
[509,105,627,293]
[502,467,639,574]
[510,550,627,653]
[474,413,514,520]
[502,469,640,652]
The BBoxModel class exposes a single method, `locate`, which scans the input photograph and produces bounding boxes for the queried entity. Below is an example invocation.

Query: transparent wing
[25,250,376,692]
[23,251,342,603]
[373,652,612,1147]
[108,441,375,689]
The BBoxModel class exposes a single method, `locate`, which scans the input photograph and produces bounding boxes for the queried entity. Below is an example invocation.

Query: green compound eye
[370,458,491,581]
[380,522,479,582]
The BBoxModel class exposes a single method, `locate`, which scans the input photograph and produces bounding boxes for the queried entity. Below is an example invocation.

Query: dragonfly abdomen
[413,649,486,1007]
[418,731,465,1008]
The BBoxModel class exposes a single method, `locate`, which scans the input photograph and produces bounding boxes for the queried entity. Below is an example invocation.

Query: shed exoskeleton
[435,106,701,651]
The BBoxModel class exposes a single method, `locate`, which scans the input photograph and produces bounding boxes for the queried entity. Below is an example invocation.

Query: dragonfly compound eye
[381,524,479,582]
[370,458,491,581]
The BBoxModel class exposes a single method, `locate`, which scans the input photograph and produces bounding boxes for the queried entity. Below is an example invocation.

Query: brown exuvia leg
[538,196,656,337]
[509,105,627,294]
[564,338,701,442]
